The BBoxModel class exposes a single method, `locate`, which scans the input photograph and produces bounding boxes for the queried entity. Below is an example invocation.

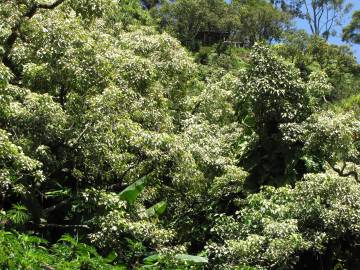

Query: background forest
[0,0,360,269]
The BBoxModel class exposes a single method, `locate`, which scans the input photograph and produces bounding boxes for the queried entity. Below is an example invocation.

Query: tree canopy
[0,0,360,269]
[343,10,360,44]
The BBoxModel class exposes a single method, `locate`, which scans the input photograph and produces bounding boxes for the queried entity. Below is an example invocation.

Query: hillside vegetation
[0,0,359,269]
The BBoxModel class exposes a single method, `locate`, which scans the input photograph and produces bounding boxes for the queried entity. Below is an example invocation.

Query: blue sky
[224,0,360,62]
[294,0,360,62]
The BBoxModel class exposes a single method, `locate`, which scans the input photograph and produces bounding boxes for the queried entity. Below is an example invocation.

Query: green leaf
[143,253,161,264]
[113,266,127,270]
[45,188,71,198]
[146,201,167,217]
[174,254,208,264]
[119,177,147,204]
[104,250,117,263]
[58,234,78,246]
[7,204,30,225]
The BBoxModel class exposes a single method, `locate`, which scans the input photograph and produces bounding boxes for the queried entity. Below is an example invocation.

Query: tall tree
[235,44,331,188]
[343,10,360,44]
[295,0,352,40]
[154,0,289,50]
[270,0,303,16]
[225,0,290,47]
[155,0,228,50]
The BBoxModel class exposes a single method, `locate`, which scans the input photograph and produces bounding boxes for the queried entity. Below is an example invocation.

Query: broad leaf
[146,201,167,217]
[143,253,161,264]
[119,177,147,204]
[175,254,208,264]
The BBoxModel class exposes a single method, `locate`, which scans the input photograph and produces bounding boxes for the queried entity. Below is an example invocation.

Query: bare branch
[40,223,90,229]
[30,221,90,230]
[317,6,325,32]
[303,0,315,34]
[312,0,319,35]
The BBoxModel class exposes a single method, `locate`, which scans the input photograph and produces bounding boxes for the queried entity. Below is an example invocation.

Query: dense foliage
[343,10,360,44]
[152,0,289,50]
[0,0,359,269]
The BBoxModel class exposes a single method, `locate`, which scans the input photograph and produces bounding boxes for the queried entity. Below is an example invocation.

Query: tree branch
[317,6,325,33]
[38,0,67,10]
[40,223,90,229]
[67,123,92,148]
[30,221,90,230]
[1,0,66,79]
[43,198,72,215]
[303,0,315,34]
[312,1,319,35]
[41,264,55,270]
[107,163,153,192]
[328,161,359,182]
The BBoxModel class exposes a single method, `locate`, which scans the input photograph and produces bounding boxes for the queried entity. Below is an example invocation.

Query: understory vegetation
[0,0,359,269]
